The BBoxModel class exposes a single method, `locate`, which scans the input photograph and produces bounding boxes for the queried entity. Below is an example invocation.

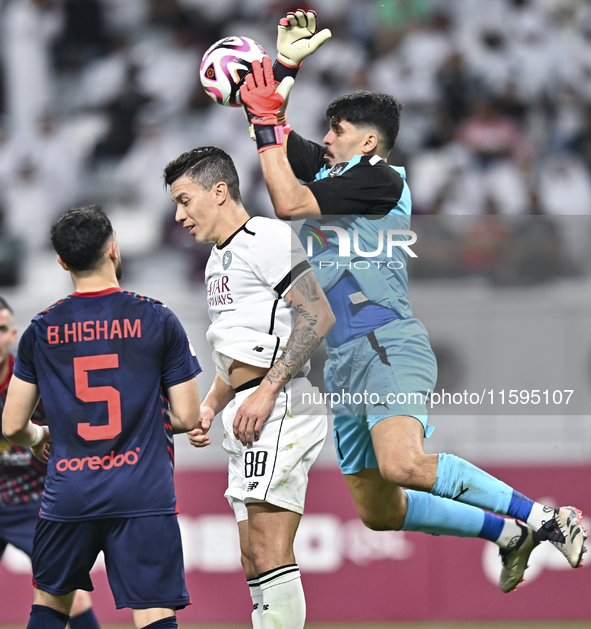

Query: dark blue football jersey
[13,288,201,521]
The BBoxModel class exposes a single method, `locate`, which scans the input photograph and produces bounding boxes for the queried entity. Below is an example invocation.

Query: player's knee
[249,536,295,575]
[248,537,267,573]
[378,454,423,487]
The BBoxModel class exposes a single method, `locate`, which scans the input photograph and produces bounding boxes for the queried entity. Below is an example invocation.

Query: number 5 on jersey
[74,354,122,440]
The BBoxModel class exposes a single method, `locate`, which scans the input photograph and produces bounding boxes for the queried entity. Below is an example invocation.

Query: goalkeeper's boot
[533,506,587,568]
[499,521,540,593]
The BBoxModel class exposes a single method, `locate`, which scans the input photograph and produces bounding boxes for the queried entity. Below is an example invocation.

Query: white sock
[495,518,527,549]
[259,564,305,629]
[247,578,264,629]
[526,503,556,531]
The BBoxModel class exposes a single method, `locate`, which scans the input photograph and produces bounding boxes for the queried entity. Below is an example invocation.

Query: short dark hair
[50,205,114,273]
[326,92,402,154]
[163,146,242,203]
[0,297,13,315]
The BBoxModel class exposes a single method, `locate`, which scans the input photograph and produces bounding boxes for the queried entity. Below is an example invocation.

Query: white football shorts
[222,377,328,522]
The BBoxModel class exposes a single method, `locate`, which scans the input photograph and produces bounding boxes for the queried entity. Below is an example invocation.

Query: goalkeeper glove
[273,9,332,83]
[240,57,294,152]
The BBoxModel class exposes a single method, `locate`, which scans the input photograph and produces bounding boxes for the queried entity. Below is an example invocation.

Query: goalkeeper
[239,8,587,597]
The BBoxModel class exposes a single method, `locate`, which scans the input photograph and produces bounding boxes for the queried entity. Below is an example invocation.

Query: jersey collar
[72,287,123,297]
[216,219,255,250]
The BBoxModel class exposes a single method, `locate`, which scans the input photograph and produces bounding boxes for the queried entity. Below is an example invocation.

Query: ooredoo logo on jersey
[56,447,141,472]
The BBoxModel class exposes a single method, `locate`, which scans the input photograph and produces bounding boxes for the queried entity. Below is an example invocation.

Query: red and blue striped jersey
[0,356,47,506]
[13,288,201,521]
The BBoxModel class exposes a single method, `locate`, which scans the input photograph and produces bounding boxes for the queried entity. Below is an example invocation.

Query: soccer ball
[200,36,268,108]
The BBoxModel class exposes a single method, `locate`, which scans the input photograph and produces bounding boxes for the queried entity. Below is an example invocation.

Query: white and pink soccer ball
[200,36,268,108]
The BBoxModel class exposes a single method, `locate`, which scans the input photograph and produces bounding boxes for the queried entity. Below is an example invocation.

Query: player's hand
[31,425,51,463]
[241,57,294,126]
[277,9,332,68]
[233,385,278,447]
[187,406,214,448]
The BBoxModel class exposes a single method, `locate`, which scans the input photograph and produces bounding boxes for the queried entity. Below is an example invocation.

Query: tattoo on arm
[293,304,318,326]
[265,272,326,386]
[295,272,320,302]
[264,326,324,386]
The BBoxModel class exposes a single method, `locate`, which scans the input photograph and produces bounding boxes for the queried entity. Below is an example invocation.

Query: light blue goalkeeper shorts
[324,317,437,475]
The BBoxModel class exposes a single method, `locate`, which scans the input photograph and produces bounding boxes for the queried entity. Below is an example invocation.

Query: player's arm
[2,375,51,462]
[160,306,203,434]
[242,10,330,143]
[165,377,200,434]
[260,146,321,218]
[274,9,330,120]
[268,270,335,385]
[241,57,321,218]
[187,375,235,449]
[233,270,335,446]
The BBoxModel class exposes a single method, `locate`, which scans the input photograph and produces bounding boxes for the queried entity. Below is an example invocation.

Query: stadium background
[0,0,591,626]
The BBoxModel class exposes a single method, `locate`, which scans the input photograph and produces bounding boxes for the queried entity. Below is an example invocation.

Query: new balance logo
[247,482,259,491]
[253,346,264,352]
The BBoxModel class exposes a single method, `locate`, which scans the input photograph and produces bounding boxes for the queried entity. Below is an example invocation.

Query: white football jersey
[205,217,312,383]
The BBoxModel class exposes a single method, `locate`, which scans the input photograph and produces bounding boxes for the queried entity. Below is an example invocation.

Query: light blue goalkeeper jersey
[303,156,413,304]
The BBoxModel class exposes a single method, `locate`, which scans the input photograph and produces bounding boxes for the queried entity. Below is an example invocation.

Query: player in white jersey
[164,146,334,629]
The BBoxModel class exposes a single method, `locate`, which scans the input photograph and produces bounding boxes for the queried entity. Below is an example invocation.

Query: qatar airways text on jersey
[207,275,233,308]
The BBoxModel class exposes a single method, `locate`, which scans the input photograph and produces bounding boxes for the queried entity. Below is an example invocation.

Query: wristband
[31,423,44,447]
[253,124,284,152]
[273,59,300,84]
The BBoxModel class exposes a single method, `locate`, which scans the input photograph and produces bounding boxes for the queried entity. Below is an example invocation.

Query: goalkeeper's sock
[494,517,529,548]
[403,489,487,538]
[247,577,264,629]
[403,490,527,546]
[431,453,537,520]
[27,605,69,629]
[525,502,559,531]
[69,607,100,629]
[259,564,305,629]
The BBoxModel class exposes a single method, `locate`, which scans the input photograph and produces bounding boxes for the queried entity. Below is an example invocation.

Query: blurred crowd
[0,0,591,284]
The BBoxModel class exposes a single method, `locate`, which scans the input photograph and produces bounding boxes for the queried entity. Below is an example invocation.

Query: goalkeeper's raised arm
[273,9,331,82]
